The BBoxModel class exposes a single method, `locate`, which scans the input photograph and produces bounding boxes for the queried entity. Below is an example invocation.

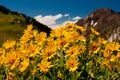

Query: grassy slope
[0,5,51,46]
[0,12,26,45]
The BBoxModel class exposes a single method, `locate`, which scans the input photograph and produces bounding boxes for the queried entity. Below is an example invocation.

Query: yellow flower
[37,60,53,73]
[0,48,5,56]
[65,22,74,29]
[34,32,47,45]
[47,38,57,51]
[5,50,20,70]
[110,55,116,62]
[31,68,37,75]
[78,35,86,42]
[117,52,120,58]
[6,72,15,80]
[56,38,68,48]
[20,33,32,42]
[24,24,33,34]
[50,25,69,39]
[19,58,29,72]
[66,46,79,57]
[0,48,5,65]
[0,56,5,65]
[91,27,100,36]
[66,57,79,72]
[27,42,40,57]
[20,25,33,42]
[75,25,85,33]
[69,32,80,41]
[102,59,111,69]
[105,42,119,51]
[41,46,56,60]
[103,49,112,58]
[97,37,107,44]
[3,40,16,49]
[19,42,28,53]
[89,41,100,54]
[79,44,86,54]
[32,30,38,37]
[51,26,65,38]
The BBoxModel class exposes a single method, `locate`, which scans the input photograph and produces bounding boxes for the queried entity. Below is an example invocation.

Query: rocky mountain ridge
[76,8,120,41]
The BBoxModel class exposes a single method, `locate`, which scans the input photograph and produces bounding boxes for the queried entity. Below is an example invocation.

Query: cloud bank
[34,14,62,29]
[34,14,82,29]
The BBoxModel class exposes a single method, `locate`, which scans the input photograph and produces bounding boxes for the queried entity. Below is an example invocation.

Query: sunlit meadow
[0,23,120,80]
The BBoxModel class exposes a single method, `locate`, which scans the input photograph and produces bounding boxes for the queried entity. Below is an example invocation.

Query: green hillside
[0,12,25,45]
[0,5,51,46]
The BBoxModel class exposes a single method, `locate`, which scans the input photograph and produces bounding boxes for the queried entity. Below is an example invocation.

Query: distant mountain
[76,8,120,41]
[0,5,51,45]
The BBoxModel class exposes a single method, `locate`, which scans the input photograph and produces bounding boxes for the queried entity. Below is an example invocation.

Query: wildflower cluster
[0,23,120,79]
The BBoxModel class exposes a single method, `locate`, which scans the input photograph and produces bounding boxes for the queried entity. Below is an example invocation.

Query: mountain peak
[87,8,115,19]
[94,8,115,13]
[76,8,120,41]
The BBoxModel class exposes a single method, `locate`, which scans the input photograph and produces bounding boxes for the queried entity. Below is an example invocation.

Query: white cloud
[64,14,69,17]
[72,16,82,21]
[34,14,82,29]
[34,14,63,29]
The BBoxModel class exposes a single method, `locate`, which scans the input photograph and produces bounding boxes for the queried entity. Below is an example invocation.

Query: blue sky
[0,0,120,28]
